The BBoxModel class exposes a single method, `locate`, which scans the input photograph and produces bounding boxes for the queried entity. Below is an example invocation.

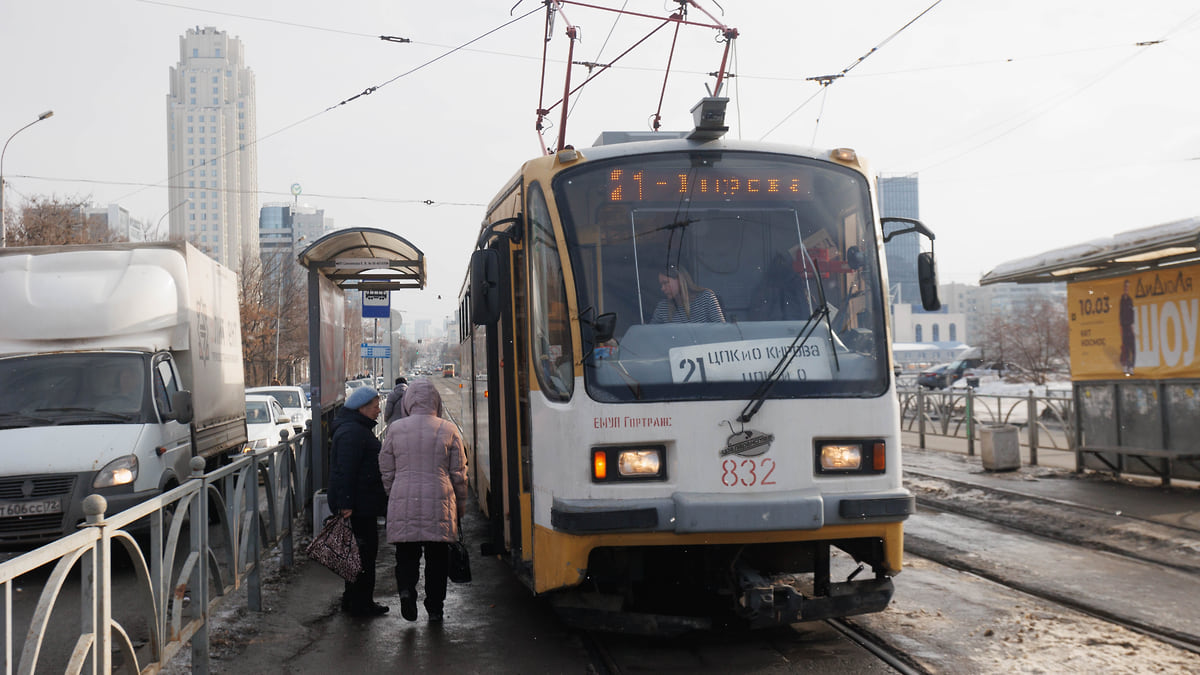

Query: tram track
[906,469,1200,575]
[826,618,931,675]
[579,618,934,674]
[906,467,1200,535]
[908,501,1200,656]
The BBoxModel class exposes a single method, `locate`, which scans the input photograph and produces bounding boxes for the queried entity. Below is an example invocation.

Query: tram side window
[527,181,574,401]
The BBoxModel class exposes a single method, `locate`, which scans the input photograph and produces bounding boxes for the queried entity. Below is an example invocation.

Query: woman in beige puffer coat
[379,378,467,622]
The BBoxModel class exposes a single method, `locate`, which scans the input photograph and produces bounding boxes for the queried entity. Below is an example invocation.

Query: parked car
[243,394,293,452]
[246,385,310,435]
[918,363,953,389]
[344,377,372,400]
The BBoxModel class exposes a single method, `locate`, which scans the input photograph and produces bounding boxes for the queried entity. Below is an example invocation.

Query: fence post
[249,446,265,612]
[280,436,296,569]
[190,457,211,675]
[1027,389,1039,466]
[81,495,111,673]
[966,387,975,456]
[917,387,926,449]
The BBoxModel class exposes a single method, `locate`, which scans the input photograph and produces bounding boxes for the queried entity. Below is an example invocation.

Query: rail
[897,386,1076,466]
[0,427,311,674]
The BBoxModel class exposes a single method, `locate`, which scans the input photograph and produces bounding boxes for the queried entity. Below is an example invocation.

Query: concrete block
[981,425,1020,471]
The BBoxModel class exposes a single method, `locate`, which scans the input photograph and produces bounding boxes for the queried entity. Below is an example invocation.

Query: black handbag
[447,525,471,584]
[306,515,362,582]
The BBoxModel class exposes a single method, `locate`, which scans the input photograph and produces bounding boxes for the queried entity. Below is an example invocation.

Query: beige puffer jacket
[379,379,467,543]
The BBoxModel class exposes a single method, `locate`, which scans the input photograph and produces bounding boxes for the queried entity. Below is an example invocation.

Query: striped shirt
[651,289,726,324]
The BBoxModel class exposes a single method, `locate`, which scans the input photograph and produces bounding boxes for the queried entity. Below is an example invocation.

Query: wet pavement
[168,434,1198,673]
[181,495,591,674]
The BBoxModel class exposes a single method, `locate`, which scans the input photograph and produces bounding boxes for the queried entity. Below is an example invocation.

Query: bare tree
[977,297,1068,385]
[6,195,123,246]
[237,250,271,386]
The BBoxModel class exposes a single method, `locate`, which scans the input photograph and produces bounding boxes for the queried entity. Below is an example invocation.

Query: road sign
[362,289,389,318]
[361,343,391,359]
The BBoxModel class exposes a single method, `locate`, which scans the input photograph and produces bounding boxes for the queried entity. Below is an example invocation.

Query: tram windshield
[554,150,890,403]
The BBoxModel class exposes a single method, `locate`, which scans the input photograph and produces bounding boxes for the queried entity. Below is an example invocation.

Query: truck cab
[0,242,245,544]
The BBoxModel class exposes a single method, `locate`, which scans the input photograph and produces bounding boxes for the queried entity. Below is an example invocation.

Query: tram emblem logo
[720,430,774,458]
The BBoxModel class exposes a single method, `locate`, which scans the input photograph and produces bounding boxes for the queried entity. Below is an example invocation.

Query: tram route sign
[361,343,391,359]
[362,289,389,318]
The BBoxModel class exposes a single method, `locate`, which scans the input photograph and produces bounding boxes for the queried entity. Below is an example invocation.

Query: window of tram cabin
[553,151,889,403]
[527,181,574,401]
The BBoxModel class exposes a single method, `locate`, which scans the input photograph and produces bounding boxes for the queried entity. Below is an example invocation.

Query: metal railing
[0,428,310,674]
[898,386,1076,466]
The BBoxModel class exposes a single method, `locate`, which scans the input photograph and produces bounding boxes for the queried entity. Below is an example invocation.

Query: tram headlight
[591,445,666,482]
[618,450,661,477]
[815,440,886,474]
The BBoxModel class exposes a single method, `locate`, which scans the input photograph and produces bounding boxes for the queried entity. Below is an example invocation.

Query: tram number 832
[721,457,777,487]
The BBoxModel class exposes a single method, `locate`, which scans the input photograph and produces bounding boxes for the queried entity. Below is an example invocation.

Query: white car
[244,394,293,452]
[246,385,310,435]
[344,377,371,400]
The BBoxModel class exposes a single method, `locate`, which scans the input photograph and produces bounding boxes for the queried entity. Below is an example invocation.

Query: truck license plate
[0,499,62,518]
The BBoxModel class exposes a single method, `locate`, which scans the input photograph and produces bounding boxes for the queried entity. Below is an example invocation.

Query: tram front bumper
[550,490,914,534]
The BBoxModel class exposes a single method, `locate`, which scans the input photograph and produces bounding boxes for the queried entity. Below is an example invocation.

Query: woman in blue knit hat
[327,386,389,617]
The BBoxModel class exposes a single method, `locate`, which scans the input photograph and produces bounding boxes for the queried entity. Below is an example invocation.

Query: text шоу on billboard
[1069,263,1200,380]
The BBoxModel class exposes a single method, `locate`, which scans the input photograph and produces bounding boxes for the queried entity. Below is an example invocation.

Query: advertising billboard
[1068,263,1200,380]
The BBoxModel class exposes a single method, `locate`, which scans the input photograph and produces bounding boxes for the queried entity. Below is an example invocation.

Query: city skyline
[3,1,1199,324]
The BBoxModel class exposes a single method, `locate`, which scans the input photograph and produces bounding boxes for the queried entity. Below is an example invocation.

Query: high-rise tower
[879,173,921,307]
[166,26,259,270]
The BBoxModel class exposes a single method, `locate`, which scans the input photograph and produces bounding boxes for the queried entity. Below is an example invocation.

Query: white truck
[0,242,246,544]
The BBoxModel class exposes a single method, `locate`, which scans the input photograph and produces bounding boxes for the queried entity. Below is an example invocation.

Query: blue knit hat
[345,386,379,410]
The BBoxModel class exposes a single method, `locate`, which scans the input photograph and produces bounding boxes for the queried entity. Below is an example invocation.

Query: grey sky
[2,1,1198,324]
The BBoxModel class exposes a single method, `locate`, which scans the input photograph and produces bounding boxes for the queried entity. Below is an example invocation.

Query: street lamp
[155,197,192,235]
[1,110,54,247]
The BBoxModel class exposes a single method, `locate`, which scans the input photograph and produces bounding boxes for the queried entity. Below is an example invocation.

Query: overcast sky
[3,1,1199,324]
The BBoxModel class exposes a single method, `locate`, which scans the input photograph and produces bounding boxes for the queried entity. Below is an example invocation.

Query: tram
[457,97,940,631]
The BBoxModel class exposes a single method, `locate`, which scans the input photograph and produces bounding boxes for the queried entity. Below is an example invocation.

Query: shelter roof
[297,227,425,291]
[979,217,1200,285]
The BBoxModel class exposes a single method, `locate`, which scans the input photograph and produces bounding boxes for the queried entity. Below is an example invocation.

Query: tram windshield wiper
[736,257,841,425]
[736,307,826,424]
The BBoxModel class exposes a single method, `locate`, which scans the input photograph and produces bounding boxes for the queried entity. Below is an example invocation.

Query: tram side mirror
[593,312,616,344]
[470,249,501,325]
[918,251,941,311]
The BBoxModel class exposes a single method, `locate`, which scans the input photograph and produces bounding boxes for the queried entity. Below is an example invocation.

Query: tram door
[478,235,532,568]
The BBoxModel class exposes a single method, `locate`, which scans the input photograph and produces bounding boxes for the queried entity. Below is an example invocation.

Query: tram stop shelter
[298,227,426,509]
[980,216,1200,485]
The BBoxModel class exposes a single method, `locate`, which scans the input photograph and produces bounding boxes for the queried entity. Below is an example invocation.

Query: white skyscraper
[166,26,259,270]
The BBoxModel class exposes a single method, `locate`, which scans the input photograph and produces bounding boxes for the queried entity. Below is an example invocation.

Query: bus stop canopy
[980,216,1200,285]
[296,227,426,509]
[298,227,425,291]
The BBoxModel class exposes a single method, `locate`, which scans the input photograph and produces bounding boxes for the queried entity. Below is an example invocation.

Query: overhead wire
[13,173,486,208]
[113,4,542,207]
[914,8,1200,172]
[759,0,945,141]
[134,0,379,38]
[565,0,631,122]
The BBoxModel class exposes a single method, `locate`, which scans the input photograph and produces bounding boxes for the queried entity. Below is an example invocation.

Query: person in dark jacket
[327,386,389,617]
[383,376,409,424]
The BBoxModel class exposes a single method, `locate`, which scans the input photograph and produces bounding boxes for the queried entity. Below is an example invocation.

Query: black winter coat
[327,406,387,517]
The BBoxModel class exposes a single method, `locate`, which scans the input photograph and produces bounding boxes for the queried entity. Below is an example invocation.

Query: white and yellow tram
[457,99,940,631]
